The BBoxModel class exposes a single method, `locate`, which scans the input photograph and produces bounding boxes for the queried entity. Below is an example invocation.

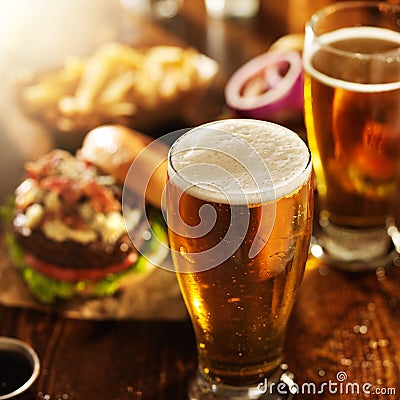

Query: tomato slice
[24,252,138,282]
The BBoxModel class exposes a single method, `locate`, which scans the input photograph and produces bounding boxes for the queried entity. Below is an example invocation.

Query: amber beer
[304,26,400,229]
[166,120,313,393]
[303,2,400,270]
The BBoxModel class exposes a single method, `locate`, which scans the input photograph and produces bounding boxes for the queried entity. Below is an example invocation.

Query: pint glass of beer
[303,1,400,270]
[166,119,313,399]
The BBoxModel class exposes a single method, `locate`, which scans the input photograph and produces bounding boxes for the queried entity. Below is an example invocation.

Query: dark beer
[167,119,313,388]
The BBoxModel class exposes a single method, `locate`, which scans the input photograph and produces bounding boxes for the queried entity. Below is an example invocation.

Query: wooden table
[1,1,399,399]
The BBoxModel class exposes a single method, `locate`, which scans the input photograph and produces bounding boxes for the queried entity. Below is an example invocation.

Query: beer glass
[166,119,313,399]
[303,1,400,270]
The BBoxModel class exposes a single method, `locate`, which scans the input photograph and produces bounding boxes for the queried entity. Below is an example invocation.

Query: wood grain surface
[1,257,399,399]
[286,258,400,399]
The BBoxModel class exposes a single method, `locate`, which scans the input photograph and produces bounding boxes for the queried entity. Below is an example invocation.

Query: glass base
[188,365,295,400]
[310,219,399,271]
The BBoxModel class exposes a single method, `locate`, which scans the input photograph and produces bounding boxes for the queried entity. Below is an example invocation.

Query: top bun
[80,125,168,209]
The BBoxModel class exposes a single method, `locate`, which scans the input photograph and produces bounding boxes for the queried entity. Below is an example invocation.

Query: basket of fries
[16,42,219,150]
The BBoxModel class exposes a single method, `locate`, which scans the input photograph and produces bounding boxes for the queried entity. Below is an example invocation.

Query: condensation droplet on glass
[340,358,352,366]
[362,361,369,368]
[179,246,195,263]
[366,353,375,361]
[228,297,240,303]
[369,341,378,349]
[142,230,152,241]
[318,369,326,377]
[382,360,392,367]
[378,339,389,347]
[205,333,213,342]
[376,267,386,281]
[359,325,368,334]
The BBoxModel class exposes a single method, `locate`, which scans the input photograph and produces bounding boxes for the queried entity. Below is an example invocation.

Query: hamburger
[7,125,168,304]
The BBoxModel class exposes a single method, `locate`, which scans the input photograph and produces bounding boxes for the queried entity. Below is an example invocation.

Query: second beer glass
[166,119,313,399]
[303,1,400,270]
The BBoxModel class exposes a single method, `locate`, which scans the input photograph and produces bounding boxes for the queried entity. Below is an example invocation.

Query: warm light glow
[388,224,400,253]
[193,296,203,314]
[204,0,226,18]
[310,243,324,258]
[305,253,325,271]
[121,0,180,18]
[0,0,120,73]
[190,292,211,333]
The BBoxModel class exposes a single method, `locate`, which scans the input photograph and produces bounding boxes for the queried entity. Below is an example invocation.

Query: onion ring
[224,50,304,122]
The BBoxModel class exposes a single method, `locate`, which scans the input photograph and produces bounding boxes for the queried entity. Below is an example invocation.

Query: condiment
[0,349,33,396]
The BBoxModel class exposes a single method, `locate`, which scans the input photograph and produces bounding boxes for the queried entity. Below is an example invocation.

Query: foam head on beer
[168,119,311,205]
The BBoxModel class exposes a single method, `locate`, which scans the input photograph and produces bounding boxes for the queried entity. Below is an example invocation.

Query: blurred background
[0,0,395,202]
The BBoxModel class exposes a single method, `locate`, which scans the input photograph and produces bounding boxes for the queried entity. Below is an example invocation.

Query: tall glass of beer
[166,119,313,399]
[303,1,400,270]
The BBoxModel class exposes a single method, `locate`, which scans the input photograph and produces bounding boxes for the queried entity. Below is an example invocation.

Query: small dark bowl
[0,337,40,399]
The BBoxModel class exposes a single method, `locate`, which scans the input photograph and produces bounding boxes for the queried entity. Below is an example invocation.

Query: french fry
[99,102,137,117]
[18,42,218,132]
[99,70,137,105]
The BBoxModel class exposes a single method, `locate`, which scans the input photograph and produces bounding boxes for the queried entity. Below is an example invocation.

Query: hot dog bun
[80,125,168,209]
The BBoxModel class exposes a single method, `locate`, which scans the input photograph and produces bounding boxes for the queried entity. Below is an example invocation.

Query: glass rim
[307,0,400,61]
[167,119,312,205]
